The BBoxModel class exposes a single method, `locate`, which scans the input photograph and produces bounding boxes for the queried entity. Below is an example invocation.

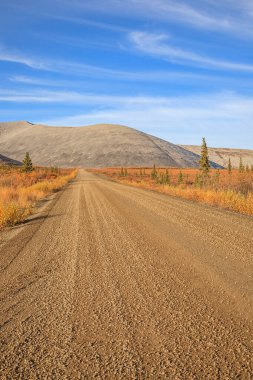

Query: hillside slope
[0,121,211,168]
[0,154,21,166]
[181,145,253,168]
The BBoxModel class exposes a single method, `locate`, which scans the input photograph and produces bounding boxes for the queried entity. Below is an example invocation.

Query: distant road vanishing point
[0,170,253,379]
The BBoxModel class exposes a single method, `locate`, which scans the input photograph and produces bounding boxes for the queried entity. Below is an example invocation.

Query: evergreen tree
[165,169,170,185]
[239,157,244,173]
[156,173,164,184]
[194,173,200,187]
[22,152,33,173]
[213,170,220,186]
[228,157,232,174]
[151,164,158,180]
[199,137,210,173]
[178,171,183,184]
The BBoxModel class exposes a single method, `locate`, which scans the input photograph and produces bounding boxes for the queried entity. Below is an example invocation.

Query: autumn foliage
[0,166,77,228]
[90,167,253,216]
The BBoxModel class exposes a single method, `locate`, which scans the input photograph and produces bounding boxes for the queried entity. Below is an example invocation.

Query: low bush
[0,167,77,228]
[89,167,253,216]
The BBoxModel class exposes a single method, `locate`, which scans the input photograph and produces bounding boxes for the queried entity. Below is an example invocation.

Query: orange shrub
[0,166,77,228]
[89,167,253,216]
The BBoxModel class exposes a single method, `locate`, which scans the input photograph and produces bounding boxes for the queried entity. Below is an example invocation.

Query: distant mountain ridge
[181,145,253,168]
[0,121,221,168]
[0,153,21,166]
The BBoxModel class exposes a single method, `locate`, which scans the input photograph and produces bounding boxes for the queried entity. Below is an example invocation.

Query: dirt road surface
[1,170,253,379]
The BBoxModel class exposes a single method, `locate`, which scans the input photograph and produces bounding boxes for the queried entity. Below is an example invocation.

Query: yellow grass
[0,167,77,228]
[90,167,253,216]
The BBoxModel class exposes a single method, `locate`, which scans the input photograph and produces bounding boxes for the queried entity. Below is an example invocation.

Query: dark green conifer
[178,171,183,184]
[199,137,210,173]
[151,164,158,180]
[228,158,232,174]
[239,157,244,173]
[22,152,33,173]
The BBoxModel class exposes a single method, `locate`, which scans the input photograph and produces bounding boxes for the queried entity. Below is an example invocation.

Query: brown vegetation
[90,167,253,216]
[0,166,77,228]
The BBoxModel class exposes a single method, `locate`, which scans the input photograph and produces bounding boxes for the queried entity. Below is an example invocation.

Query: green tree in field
[124,168,128,177]
[120,167,124,176]
[178,171,183,184]
[213,170,220,188]
[156,172,163,184]
[194,173,203,188]
[199,137,210,173]
[22,152,33,173]
[227,157,232,174]
[239,157,244,173]
[165,169,170,185]
[151,164,158,180]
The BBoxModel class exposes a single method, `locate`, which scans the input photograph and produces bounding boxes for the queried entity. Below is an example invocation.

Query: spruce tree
[194,173,200,187]
[228,157,232,174]
[165,169,170,185]
[178,171,183,184]
[199,137,210,173]
[22,152,33,173]
[157,173,164,185]
[151,164,158,180]
[239,157,244,173]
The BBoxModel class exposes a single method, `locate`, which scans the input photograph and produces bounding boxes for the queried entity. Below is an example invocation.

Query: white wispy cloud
[0,46,48,70]
[9,76,50,85]
[46,14,129,33]
[2,45,235,82]
[4,0,253,39]
[50,0,253,37]
[0,89,173,104]
[129,31,253,72]
[3,39,253,79]
[1,85,253,147]
[40,91,253,148]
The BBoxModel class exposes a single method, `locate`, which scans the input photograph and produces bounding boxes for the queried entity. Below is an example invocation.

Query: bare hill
[0,153,21,166]
[0,121,218,168]
[181,145,253,168]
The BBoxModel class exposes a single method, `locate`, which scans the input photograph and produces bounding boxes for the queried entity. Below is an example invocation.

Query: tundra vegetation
[90,162,253,216]
[0,165,77,228]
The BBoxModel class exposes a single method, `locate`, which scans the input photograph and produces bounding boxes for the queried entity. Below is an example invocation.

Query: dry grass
[89,167,253,216]
[0,166,77,228]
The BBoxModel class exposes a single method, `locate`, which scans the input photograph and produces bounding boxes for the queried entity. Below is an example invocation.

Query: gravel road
[0,170,253,379]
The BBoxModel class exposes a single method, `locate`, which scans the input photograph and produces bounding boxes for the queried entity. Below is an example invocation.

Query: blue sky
[1,0,253,148]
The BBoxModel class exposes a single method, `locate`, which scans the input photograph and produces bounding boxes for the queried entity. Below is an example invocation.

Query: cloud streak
[1,85,253,148]
[40,91,253,148]
[130,31,253,72]
[0,46,48,70]
[2,39,253,81]
[50,0,253,37]
[3,45,241,83]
